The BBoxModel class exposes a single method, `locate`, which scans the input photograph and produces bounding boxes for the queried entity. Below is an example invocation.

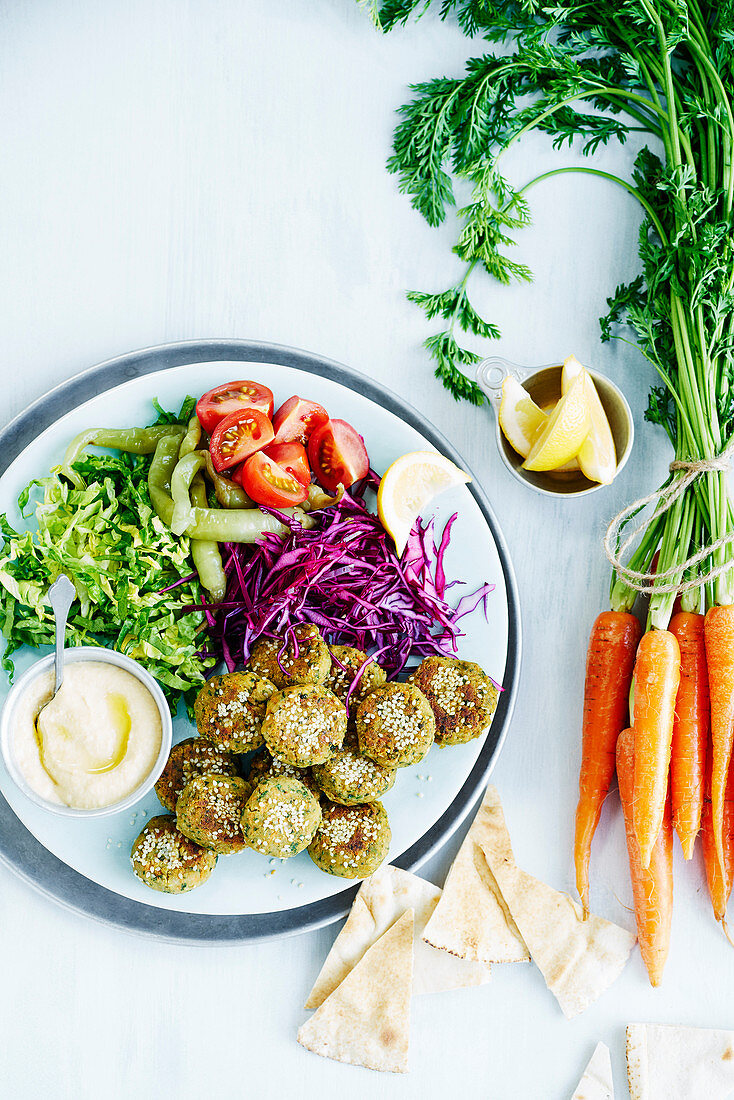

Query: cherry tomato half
[308,418,369,493]
[196,381,274,435]
[239,450,309,508]
[271,395,329,446]
[210,408,274,472]
[264,441,311,488]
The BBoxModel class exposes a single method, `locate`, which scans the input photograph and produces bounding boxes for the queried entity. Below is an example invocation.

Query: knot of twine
[604,436,734,596]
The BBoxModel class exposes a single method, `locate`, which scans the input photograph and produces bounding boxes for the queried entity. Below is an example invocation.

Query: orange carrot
[702,711,734,931]
[702,794,734,928]
[574,610,642,915]
[617,727,673,987]
[704,605,734,879]
[632,629,680,868]
[669,611,709,859]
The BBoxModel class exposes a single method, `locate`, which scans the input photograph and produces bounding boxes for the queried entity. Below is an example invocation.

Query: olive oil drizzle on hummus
[35,692,132,782]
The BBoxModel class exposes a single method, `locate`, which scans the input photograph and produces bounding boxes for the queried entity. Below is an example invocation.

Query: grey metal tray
[0,339,521,943]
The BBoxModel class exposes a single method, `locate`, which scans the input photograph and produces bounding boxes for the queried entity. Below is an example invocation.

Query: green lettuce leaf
[0,448,211,711]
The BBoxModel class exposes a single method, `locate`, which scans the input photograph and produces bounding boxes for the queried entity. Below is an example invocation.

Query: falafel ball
[131,814,217,893]
[356,682,435,768]
[307,799,391,879]
[241,776,322,858]
[327,645,387,716]
[409,656,499,745]
[247,624,330,689]
[262,684,347,767]
[194,670,276,754]
[244,746,320,799]
[155,737,238,812]
[176,774,249,855]
[311,737,396,805]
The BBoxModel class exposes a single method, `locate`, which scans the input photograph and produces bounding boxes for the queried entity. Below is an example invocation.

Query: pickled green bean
[178,415,201,460]
[170,453,208,536]
[147,434,180,527]
[304,483,345,511]
[184,503,314,542]
[148,436,314,541]
[190,473,227,602]
[199,450,254,509]
[60,425,185,489]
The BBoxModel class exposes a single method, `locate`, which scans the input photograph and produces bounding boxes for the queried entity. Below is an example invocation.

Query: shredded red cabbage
[198,473,495,680]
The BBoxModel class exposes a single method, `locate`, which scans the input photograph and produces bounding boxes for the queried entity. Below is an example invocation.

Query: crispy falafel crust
[327,646,387,716]
[308,800,391,879]
[248,625,330,688]
[409,657,498,745]
[176,774,249,855]
[262,684,347,767]
[245,746,320,799]
[194,670,275,753]
[131,814,217,893]
[312,741,396,806]
[155,737,238,812]
[241,776,322,858]
[356,682,435,768]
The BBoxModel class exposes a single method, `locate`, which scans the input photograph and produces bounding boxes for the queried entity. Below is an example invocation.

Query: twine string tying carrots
[604,437,734,596]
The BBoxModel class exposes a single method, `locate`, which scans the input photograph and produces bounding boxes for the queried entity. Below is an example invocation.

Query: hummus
[13,661,162,809]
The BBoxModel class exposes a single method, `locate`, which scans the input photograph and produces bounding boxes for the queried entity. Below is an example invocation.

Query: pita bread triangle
[572,1041,614,1100]
[422,784,529,965]
[483,847,635,1018]
[626,1023,734,1099]
[305,865,490,1010]
[298,908,414,1074]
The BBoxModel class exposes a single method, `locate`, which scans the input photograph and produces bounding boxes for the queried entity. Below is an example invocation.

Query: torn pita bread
[626,1023,734,1100]
[305,865,490,1009]
[298,908,414,1074]
[483,845,635,1019]
[422,785,529,965]
[572,1042,614,1100]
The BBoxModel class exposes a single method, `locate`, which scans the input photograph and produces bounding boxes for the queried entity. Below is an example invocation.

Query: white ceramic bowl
[0,646,172,818]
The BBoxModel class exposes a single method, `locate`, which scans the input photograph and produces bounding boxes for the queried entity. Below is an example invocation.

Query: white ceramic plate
[0,340,520,941]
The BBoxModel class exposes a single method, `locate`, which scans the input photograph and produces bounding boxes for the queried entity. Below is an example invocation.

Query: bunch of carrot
[574,605,734,986]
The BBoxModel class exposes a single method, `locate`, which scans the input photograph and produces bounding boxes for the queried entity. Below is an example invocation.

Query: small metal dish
[476,356,634,498]
[0,646,172,818]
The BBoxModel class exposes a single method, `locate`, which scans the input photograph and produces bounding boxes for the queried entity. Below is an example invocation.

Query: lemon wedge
[550,455,581,475]
[377,451,471,554]
[561,355,617,484]
[498,377,548,457]
[522,372,591,471]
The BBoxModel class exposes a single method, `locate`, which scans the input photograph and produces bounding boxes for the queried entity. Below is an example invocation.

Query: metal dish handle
[476,357,518,409]
[476,356,559,409]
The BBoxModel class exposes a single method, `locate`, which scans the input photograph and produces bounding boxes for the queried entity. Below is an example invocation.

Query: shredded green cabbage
[0,447,210,710]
